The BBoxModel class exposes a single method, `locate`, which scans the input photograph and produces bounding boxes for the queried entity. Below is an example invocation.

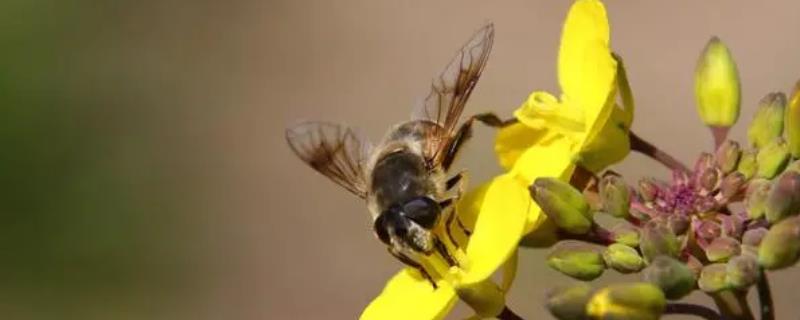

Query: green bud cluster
[535,155,800,320]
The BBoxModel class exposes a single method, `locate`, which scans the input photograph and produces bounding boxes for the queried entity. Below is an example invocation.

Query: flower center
[671,186,697,214]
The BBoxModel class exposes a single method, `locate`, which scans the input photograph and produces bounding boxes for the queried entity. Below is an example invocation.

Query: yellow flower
[361,1,633,319]
[498,0,634,174]
[361,174,530,320]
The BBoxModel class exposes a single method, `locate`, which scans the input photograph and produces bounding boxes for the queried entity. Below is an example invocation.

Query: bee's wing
[412,23,494,166]
[286,121,372,198]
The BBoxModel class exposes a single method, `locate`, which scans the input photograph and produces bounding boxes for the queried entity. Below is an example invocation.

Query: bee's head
[374,196,442,253]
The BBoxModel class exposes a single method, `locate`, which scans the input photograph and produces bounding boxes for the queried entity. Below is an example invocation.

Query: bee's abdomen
[371,151,432,209]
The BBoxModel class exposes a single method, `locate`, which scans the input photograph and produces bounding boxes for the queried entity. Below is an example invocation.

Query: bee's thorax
[370,149,436,211]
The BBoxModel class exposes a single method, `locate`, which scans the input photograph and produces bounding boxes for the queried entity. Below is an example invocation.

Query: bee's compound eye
[373,214,392,245]
[402,197,441,229]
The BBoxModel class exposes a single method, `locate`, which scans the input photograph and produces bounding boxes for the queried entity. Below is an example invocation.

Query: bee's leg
[442,113,516,171]
[387,248,438,289]
[471,112,518,128]
[456,217,472,236]
[443,172,474,239]
[445,173,464,191]
[439,197,473,249]
[434,237,458,267]
[440,202,462,248]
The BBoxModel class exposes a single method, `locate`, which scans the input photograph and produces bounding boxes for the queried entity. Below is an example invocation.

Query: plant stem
[709,126,730,149]
[629,131,691,173]
[497,306,524,320]
[665,303,722,320]
[756,269,775,320]
[570,165,597,191]
[710,290,754,320]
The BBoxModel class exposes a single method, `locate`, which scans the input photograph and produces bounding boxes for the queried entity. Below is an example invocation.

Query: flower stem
[710,290,755,320]
[497,306,524,320]
[629,130,691,173]
[665,303,723,320]
[756,268,775,320]
[709,126,730,150]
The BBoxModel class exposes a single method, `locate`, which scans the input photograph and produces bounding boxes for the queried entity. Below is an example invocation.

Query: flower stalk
[711,291,754,320]
[630,130,691,173]
[756,269,774,320]
[664,303,722,320]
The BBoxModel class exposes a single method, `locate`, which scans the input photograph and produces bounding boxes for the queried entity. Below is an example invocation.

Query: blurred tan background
[2,0,800,319]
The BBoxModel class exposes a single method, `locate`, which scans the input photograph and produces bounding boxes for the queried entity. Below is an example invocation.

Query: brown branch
[756,269,775,320]
[665,303,722,320]
[629,130,691,173]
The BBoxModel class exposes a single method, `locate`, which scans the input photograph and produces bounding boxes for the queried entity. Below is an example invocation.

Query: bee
[286,24,507,285]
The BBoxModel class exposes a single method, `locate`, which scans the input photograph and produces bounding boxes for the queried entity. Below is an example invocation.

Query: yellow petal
[514,91,585,136]
[455,180,492,231]
[460,174,529,285]
[511,137,577,186]
[577,53,635,172]
[494,122,547,170]
[360,268,457,320]
[559,0,617,147]
[578,104,631,172]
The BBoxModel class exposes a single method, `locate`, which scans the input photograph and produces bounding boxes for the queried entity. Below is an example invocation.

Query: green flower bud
[741,244,759,258]
[716,140,742,174]
[686,254,704,278]
[456,278,505,317]
[758,216,800,270]
[612,224,641,247]
[600,175,631,218]
[756,138,791,179]
[698,168,721,193]
[643,256,697,300]
[765,171,800,223]
[603,243,645,273]
[637,178,661,203]
[698,263,730,292]
[640,222,681,263]
[786,159,800,174]
[745,179,772,219]
[695,37,741,128]
[719,172,746,200]
[586,283,666,320]
[548,241,606,281]
[736,149,758,180]
[545,283,594,320]
[720,214,744,239]
[705,237,741,262]
[694,152,716,175]
[742,227,768,247]
[535,177,590,213]
[726,254,760,289]
[531,178,592,235]
[748,92,786,148]
[787,81,800,158]
[666,215,690,235]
